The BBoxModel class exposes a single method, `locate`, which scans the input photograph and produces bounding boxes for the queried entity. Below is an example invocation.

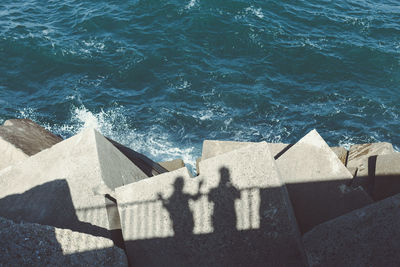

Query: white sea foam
[185,0,198,10]
[33,105,199,172]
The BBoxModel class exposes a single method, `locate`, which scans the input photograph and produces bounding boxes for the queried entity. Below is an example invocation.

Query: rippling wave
[1,0,399,170]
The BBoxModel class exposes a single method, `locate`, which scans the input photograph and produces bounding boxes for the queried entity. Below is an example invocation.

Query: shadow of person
[208,167,240,234]
[158,177,202,238]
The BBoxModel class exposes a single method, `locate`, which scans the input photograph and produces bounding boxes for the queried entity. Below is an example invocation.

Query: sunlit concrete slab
[158,158,185,172]
[330,146,348,166]
[116,143,307,266]
[303,193,400,266]
[348,142,394,193]
[0,128,148,242]
[372,153,400,201]
[276,129,373,233]
[201,140,289,161]
[0,216,128,266]
[0,119,62,170]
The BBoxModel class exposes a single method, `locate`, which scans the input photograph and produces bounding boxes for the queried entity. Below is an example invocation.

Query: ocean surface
[1,0,399,171]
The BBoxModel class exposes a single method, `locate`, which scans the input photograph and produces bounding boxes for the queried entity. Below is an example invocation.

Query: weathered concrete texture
[347,142,394,176]
[0,119,62,170]
[276,129,373,233]
[0,128,148,242]
[0,216,128,266]
[373,153,400,201]
[201,140,289,161]
[348,143,395,195]
[158,159,185,172]
[303,193,400,267]
[330,146,348,166]
[116,143,307,266]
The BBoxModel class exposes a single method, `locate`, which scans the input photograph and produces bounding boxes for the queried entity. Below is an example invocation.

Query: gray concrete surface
[0,119,62,170]
[330,146,348,166]
[0,216,128,266]
[276,129,373,233]
[0,128,148,242]
[116,143,307,266]
[158,159,185,172]
[303,193,400,267]
[348,142,395,195]
[373,153,400,201]
[201,140,289,161]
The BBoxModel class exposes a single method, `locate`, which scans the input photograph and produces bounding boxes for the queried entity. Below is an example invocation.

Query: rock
[0,128,148,244]
[196,157,201,175]
[158,159,185,172]
[201,140,289,161]
[348,143,394,194]
[0,119,62,170]
[276,129,373,233]
[372,153,400,201]
[303,193,400,266]
[0,216,128,266]
[330,146,348,166]
[116,143,307,266]
[106,138,168,176]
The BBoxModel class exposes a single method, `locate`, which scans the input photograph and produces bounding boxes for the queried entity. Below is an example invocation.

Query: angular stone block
[158,159,185,172]
[330,146,348,166]
[373,153,400,201]
[116,143,307,266]
[276,129,373,233]
[0,119,62,170]
[347,142,394,171]
[201,140,289,161]
[0,216,128,266]
[348,143,395,194]
[303,193,400,266]
[0,128,148,242]
[106,138,168,176]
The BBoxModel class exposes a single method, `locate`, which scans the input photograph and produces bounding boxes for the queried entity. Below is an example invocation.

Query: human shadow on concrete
[122,167,308,266]
[158,177,202,238]
[0,179,110,239]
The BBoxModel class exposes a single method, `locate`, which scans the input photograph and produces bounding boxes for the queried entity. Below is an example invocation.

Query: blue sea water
[0,0,399,170]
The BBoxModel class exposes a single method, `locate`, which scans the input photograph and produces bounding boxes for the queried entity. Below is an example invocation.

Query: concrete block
[0,128,148,243]
[330,146,348,165]
[303,193,400,266]
[116,143,307,266]
[106,138,168,176]
[276,129,373,233]
[348,143,395,196]
[196,157,201,175]
[158,159,185,172]
[373,153,400,201]
[201,140,289,161]
[0,119,62,170]
[0,216,128,266]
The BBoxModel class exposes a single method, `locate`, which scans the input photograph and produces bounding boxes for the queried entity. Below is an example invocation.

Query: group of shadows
[1,160,395,267]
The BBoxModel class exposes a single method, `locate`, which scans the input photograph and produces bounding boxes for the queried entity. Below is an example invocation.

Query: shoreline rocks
[0,118,399,266]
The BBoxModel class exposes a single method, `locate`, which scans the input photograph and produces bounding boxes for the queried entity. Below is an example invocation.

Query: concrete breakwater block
[276,129,373,233]
[0,216,128,266]
[348,142,394,194]
[0,128,148,243]
[303,193,400,266]
[158,158,185,172]
[201,140,289,161]
[106,138,168,176]
[116,143,307,266]
[372,153,400,201]
[0,119,62,170]
[330,146,348,166]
